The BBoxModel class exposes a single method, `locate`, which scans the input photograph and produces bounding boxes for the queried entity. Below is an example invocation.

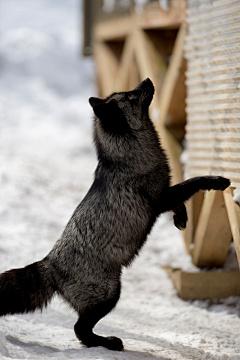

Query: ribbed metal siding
[184,0,240,187]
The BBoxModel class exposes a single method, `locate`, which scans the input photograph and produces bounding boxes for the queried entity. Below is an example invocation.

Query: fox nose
[133,78,152,90]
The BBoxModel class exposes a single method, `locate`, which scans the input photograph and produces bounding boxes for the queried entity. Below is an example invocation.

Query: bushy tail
[0,260,56,316]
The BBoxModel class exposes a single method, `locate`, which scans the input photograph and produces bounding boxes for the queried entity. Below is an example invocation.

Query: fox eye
[128,94,137,100]
[118,101,125,109]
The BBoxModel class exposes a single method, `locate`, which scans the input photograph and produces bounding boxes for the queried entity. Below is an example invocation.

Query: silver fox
[0,78,230,351]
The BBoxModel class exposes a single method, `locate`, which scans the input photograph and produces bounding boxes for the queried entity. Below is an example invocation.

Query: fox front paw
[204,176,231,191]
[173,203,188,230]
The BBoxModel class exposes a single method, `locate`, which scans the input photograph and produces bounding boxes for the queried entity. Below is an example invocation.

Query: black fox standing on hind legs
[0,78,230,351]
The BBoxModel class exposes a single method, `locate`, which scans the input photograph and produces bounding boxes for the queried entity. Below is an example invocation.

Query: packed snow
[1,1,240,359]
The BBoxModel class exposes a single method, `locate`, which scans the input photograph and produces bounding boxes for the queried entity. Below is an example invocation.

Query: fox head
[89,78,164,170]
[89,78,154,133]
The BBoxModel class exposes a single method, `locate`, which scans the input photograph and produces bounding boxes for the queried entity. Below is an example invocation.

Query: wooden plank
[133,30,157,83]
[164,267,240,300]
[193,190,232,267]
[165,57,186,128]
[140,0,185,30]
[156,22,186,129]
[185,190,204,254]
[94,15,133,42]
[94,42,119,97]
[133,29,167,112]
[154,23,186,187]
[128,56,140,90]
[160,126,183,185]
[115,34,134,91]
[223,187,240,268]
[93,0,185,42]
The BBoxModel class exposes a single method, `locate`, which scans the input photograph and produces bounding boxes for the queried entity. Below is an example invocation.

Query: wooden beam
[94,15,133,42]
[94,42,119,97]
[93,0,185,42]
[164,267,240,300]
[193,190,232,267]
[158,126,183,185]
[165,57,186,129]
[133,29,167,113]
[154,23,186,186]
[133,30,166,84]
[156,22,186,129]
[128,56,140,90]
[223,187,240,268]
[115,34,135,91]
[185,191,204,254]
[140,0,185,30]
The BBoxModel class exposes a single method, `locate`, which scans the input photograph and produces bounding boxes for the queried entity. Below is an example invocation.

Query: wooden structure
[89,0,240,299]
[184,0,240,270]
[92,0,186,187]
[164,266,240,300]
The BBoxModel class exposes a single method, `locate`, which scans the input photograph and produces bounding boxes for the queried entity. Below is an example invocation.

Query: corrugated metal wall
[184,0,240,187]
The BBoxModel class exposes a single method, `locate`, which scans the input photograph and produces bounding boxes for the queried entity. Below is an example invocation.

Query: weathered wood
[141,0,185,30]
[164,267,240,300]
[128,56,140,90]
[133,29,167,112]
[223,187,240,268]
[156,22,186,129]
[193,190,232,267]
[94,42,119,97]
[115,34,134,92]
[133,30,157,84]
[93,0,185,42]
[165,57,186,129]
[154,23,186,186]
[94,15,133,42]
[185,190,204,254]
[163,128,183,185]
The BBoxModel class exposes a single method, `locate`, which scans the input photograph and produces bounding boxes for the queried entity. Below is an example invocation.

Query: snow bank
[0,0,240,359]
[0,332,9,357]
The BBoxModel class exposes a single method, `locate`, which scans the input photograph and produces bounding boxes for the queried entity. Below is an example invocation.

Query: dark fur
[0,79,230,351]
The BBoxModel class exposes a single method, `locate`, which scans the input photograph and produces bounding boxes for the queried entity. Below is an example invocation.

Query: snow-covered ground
[1,1,240,359]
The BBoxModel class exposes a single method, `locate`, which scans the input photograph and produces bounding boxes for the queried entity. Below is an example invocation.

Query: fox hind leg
[74,281,123,351]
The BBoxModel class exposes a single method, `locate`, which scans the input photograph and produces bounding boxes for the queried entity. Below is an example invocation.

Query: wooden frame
[164,267,240,300]
[91,0,240,299]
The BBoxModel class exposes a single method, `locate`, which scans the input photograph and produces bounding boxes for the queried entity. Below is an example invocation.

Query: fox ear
[89,97,105,108]
[92,102,111,122]
[92,101,129,133]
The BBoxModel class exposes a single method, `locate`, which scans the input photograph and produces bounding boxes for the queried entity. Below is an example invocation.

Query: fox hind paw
[104,336,124,351]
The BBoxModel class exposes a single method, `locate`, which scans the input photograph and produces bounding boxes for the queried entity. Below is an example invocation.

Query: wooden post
[164,267,240,300]
[115,34,135,92]
[186,191,204,254]
[156,22,186,130]
[193,190,232,267]
[94,42,119,97]
[223,187,240,268]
